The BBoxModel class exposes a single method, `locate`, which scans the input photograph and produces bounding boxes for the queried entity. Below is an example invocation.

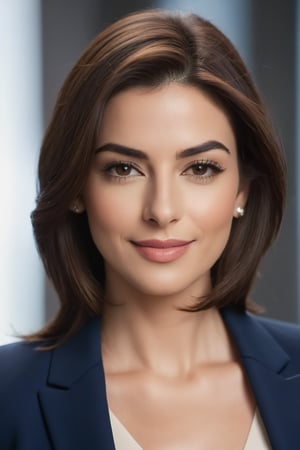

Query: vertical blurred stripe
[297,0,300,321]
[0,0,44,343]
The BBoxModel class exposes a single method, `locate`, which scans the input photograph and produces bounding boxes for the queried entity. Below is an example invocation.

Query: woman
[0,9,299,450]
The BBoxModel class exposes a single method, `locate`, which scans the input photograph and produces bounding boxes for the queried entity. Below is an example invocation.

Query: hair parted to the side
[29,9,286,345]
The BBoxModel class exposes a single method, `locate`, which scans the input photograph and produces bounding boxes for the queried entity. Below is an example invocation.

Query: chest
[106,364,255,449]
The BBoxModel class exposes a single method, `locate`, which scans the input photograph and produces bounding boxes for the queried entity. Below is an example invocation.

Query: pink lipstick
[131,239,193,263]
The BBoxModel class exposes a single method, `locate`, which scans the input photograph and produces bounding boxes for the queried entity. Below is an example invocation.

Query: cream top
[109,408,271,450]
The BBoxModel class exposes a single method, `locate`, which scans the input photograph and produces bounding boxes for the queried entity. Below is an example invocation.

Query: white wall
[0,0,44,344]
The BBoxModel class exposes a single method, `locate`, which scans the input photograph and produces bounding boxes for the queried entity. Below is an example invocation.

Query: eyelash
[182,159,225,182]
[102,159,225,183]
[102,161,143,183]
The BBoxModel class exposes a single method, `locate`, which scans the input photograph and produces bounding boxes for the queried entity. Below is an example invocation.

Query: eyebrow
[95,140,230,159]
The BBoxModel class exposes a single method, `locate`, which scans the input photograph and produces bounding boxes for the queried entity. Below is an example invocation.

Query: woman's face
[82,83,247,300]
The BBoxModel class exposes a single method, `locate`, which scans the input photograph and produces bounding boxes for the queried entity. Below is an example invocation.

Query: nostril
[147,217,159,226]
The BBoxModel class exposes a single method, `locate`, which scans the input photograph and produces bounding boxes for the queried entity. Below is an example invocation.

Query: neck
[101,288,235,377]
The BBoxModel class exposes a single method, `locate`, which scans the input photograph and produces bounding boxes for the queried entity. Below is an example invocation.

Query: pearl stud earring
[236,206,245,218]
[71,203,82,214]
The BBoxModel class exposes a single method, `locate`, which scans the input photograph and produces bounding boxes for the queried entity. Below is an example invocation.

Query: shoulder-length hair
[30,9,286,344]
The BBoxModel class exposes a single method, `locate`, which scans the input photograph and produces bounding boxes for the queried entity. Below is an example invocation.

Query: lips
[131,239,193,262]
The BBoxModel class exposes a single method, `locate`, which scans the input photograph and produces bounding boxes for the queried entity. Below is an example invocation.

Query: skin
[82,83,253,449]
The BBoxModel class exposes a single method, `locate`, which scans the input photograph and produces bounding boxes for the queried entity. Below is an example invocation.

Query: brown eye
[183,160,224,179]
[115,164,132,176]
[104,161,141,178]
[191,163,208,176]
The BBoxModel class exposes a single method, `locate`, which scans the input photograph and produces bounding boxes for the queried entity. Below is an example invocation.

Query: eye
[183,160,224,179]
[103,161,143,179]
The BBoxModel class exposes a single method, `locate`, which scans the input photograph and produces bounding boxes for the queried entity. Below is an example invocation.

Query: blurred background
[0,0,299,343]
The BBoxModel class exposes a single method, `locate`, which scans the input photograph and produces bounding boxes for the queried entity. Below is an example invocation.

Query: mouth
[130,239,194,263]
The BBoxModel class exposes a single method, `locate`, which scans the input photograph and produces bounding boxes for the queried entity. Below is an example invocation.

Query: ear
[233,180,249,219]
[70,197,85,214]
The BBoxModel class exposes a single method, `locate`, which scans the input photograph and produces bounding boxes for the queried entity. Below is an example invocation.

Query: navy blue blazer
[1,307,300,450]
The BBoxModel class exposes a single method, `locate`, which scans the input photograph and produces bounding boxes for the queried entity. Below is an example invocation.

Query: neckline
[109,408,265,450]
[109,409,142,449]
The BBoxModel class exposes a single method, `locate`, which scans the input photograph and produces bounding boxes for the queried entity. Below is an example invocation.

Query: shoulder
[255,314,300,343]
[254,314,300,360]
[0,339,51,403]
[0,340,52,447]
[0,340,51,387]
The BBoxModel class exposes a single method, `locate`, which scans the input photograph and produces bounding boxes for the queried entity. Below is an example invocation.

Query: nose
[142,175,181,227]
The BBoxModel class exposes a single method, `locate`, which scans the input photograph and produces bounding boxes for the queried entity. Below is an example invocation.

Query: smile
[131,239,194,263]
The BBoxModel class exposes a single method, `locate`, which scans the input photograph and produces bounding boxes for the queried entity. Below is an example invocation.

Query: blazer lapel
[222,308,300,450]
[38,318,115,450]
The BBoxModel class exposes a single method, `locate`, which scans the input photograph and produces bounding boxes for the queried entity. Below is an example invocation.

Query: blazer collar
[222,307,300,450]
[38,317,115,450]
[46,317,102,388]
[221,307,290,373]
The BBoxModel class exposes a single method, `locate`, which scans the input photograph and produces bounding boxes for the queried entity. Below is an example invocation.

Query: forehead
[98,83,237,156]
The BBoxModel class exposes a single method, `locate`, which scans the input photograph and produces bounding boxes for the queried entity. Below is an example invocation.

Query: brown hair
[30,9,286,345]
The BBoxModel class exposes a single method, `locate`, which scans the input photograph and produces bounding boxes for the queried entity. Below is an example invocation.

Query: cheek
[84,184,138,235]
[187,183,238,231]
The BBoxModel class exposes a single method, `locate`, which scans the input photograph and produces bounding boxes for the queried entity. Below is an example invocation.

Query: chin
[129,276,207,300]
